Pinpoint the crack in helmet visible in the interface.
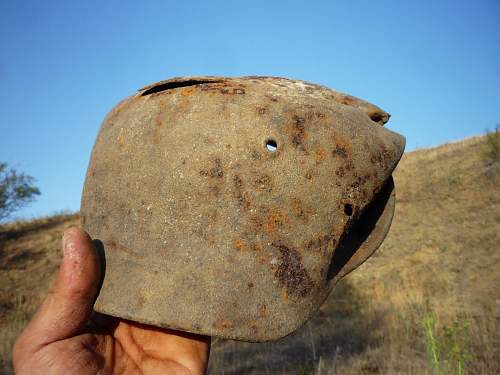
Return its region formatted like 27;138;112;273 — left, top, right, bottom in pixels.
81;76;405;342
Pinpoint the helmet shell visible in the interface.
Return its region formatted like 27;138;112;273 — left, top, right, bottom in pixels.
81;76;405;341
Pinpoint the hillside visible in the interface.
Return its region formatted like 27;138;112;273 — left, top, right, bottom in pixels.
1;135;499;374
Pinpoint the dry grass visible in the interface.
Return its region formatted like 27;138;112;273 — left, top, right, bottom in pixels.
0;213;79;373
0;136;498;374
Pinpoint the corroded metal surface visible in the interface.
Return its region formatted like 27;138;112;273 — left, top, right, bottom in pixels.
80;76;405;341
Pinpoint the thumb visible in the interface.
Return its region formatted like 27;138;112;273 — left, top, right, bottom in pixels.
17;227;102;349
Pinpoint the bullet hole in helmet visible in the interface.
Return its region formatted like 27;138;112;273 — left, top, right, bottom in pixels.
141;79;221;96
327;178;394;282
266;139;277;153
370;112;385;123
344;203;353;216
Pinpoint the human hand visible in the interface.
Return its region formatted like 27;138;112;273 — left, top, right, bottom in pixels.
13;228;210;374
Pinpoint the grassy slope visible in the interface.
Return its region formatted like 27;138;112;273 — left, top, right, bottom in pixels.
0;214;79;374
1;136;499;374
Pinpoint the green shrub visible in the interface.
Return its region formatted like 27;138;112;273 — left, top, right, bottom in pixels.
0;163;40;222
421;312;473;375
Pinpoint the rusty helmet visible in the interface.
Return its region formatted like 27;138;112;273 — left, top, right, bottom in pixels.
81;76;405;341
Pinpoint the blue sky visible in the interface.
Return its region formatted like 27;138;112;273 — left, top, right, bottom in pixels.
1;0;499;220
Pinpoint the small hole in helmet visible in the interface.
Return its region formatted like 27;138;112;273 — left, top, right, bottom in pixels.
327;178;394;282
344;204;353;216
265;139;277;152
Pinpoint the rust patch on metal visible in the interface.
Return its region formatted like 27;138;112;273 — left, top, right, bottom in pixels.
272;243;314;298
204;136;216;145
370;144;396;170
154;116;164;127
265;94;278;102
200;158;224;178
233;175;251;210
332;145;348;158
340;95;358;106
290;115;307;150
253;174;273;192
291;198;305;219
315;148;327;163
306;233;337;253
103;239;141;259
250;150;262;160
200;82;246;95
332;135;352;159
291;198;314;222
209;184;221;197
350;174;372;190
256;106;268;115
234;238;246;251
180;86;197;97
256;254;267;264
335;166;346;178
264;208;290;234
213;319;234;330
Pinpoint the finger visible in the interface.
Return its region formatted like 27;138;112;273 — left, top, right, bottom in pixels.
17;227;102;350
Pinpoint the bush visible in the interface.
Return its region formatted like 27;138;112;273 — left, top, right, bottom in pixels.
0;163;40;222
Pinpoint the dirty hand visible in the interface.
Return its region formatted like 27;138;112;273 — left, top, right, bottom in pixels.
13;228;210;374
